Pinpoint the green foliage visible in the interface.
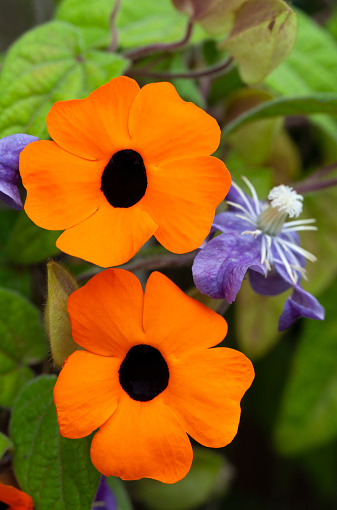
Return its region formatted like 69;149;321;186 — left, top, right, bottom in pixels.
274;276;337;455
132;448;230;510
0;431;13;459
0;20;128;138
223;94;337;136
11;375;100;510
6;211;61;264
0;287;47;406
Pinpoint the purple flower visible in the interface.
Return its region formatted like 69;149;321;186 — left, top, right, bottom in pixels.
92;477;117;510
193;178;325;331
0;134;38;209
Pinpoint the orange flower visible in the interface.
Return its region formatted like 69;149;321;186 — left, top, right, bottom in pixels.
20;77;230;267
0;483;34;510
53;269;254;484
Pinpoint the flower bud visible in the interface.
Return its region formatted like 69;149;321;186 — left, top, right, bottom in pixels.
45;260;79;367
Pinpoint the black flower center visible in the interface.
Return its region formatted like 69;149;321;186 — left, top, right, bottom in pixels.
101;149;147;208
0;504;9;510
119;344;169;402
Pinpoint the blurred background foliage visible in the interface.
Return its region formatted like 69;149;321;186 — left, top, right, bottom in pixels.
1;0;337;509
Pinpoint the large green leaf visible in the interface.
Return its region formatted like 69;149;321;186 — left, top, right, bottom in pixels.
0;287;47;406
11;375;100;510
265;10;337;138
6;211;60;265
0;431;13;460
0;20;129;138
223;94;337;136
274;277;337;455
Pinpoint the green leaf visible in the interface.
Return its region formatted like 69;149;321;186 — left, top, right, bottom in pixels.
223;94;337;136
0;20;129;138
0;365;34;408
132;448;231;510
11;375;100;510
0;431;13;460
116;0;205;49
0;287;47;374
56;0;115;49
222;0;297;84
6;211;60;265
265;10;337;138
274;277;337;455
106;477;133;510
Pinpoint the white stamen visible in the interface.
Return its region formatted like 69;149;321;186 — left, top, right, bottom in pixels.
231;181;257;218
279;238;317;263
234;214;257;226
268;185;303;218
241;229;262;238
227;201;256;221
283;218;316;227
282;226;318;232
274;240;298;285
241;176;261;215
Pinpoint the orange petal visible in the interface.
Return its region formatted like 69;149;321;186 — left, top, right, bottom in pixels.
129;82;220;165
143;272;228;358
143;156;231;253
0;483;34;509
164;348;254;448
90;393;193;483
20;140;104;230
56;201;158;267
47;77;140;160
67;268;145;357
53;350;122;439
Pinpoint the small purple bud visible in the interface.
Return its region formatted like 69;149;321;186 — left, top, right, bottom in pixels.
92;477;117;510
0;134;38;209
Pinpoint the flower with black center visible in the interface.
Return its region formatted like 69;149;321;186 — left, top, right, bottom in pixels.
193;178;325;331
19;77;230;267
53;268;254;484
0;483;34;510
0;134;38;210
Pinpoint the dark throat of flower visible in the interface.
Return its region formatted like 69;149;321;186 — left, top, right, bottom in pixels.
0;503;9;510
101;149;147;208
119;344;169;402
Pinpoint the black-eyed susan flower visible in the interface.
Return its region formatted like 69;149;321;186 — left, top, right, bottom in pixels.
0;482;34;510
53;269;254;484
19;77;231;267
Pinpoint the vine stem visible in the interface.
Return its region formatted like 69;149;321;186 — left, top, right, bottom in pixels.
123;20;194;60
109;0;122;52
294;161;337;194
129;57;234;80
77;251;197;283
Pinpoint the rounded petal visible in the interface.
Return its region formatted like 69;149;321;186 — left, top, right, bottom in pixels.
142;156;230;253
53;350;122;439
278;285;325;331
129;82;220;165
249;267;291;296
56;201;158;267
192;233;265;302
164;347;254;448
90;393;193;483
47;77;140;160
0;483;34;509
143;271;228;358
20;140;104;229
67;268;146;357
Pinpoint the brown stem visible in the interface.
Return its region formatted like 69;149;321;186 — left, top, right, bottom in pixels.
129;57;234;80
294;177;337;194
77;251;197;283
109;0;122;53
123;20;194;60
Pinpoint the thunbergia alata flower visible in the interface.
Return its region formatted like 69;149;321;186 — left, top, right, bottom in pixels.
0;134;38;210
193;178;325;331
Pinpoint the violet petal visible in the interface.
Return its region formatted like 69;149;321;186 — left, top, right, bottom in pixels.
212;211;254;235
249;267;292;296
0;134;38;209
193;232;265;302
92;477;117;510
278;285;325;331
